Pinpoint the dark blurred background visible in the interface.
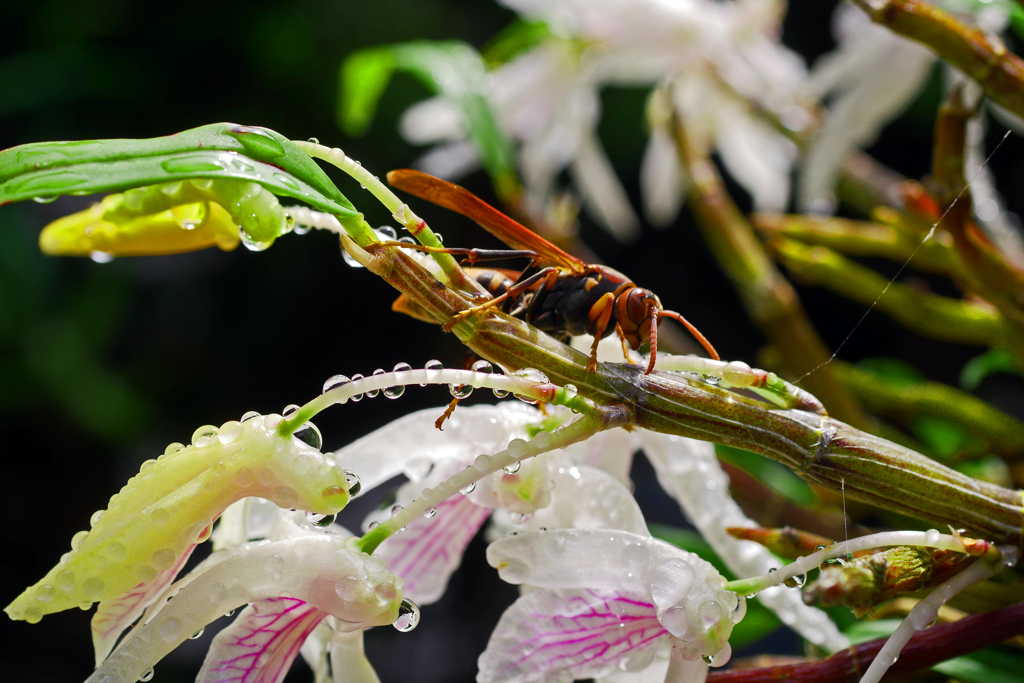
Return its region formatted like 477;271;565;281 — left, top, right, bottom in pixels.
3;0;1024;680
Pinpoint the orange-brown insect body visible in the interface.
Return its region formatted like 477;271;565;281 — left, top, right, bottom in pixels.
388;169;719;373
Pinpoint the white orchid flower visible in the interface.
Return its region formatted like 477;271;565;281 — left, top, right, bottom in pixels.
86;531;403;683
798;0;1024;260
338;403;646;604
479;528;742;683
401;0;804;237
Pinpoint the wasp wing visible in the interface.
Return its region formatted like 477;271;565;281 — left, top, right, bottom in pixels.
387;169;586;274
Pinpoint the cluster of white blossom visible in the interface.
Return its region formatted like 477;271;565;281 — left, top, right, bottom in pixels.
398;0;1023;253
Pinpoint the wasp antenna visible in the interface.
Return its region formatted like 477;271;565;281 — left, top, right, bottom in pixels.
662;310;720;361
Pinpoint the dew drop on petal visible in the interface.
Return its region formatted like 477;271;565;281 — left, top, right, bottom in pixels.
164;442;185;457
424;507;436;519
784;573;806;589
349;374;365;401
394;598;420;632
449;383;473;399
240;411;260;423
293;422;323;450
189;628;205;640
459;482;476;495
507;439;529;460
390;504;404;517
139;668;155;682
503;462;521;474
367;369;385;398
323;375;351;394
423;360;443;385
305;511;337;528
191;425;219;448
471;359;493;374
344;471;362;497
282;404;300;418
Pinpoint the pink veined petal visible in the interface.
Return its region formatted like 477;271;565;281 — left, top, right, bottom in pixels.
376;493;491;604
197;597;327;683
478;588;667;683
91;543;197;666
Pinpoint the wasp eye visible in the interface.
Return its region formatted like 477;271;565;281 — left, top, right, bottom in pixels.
626;289;651;325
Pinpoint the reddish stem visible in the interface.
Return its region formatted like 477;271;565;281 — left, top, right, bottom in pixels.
707;600;1024;682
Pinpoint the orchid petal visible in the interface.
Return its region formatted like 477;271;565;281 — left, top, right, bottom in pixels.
477;588;667;683
571;131;640;242
300;621;333;683
492;464;648;536
91;544;196;666
413;141;482;180
8;414;354;623
197;598;328;683
376;492;491;604
336;404;540;492
596;652;669;683
640;126;686;228
399;96;467;144
638;431;849;652
88;536;401;683
556;419;639;485
487;529;734;660
714;108;795;211
472;452;553;514
330;629;382;683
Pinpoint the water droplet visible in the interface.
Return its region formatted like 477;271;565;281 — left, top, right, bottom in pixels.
449;383;473;399
71;530;89;550
348;374;365;401
283;404;300;418
225;609;235;617
503;462;521;474
368;368;385;401
509;511;530;524
239;228;272;252
293;422;322;450
513;368;547;404
323;374;351;394
345;471;362;497
32;196;58;204
377;226;397;240
36;585;55;602
240;411;260;423
423;360;443;385
702;655;714;665
218;421;242;444
910;603;938;631
89;251;114;263
815;544;827;552
562;384;578;400
305;511;337;528
383;383;405;399
82;577;105;599
189;628;205;640
307;137;319;144
368;521;380;530
90;510;104;527
139;668;155;682
702;374;721;385
493;387;509;398
459;482;476;495
424;507;437;519
721;361;754;387
925;528;941;546
192;425;219;448
507;439;529;460
295;222;311;236
471;359;493;374
164;442;185;457
784;573;806;589
474;454;492;471
394;599;420;632
390;504;404;517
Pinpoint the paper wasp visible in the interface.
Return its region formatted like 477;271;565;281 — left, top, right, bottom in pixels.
385;169;719;374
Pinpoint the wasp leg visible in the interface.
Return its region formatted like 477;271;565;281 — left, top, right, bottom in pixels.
614;323;635;364
648;310;719;375
443;267;560;332
375;240;537;265
586;293;616;372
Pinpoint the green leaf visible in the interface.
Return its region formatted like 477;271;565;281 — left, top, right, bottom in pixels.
911;414;968;460
933;647;1024;683
856;357;925;387
960;349;1021;391
715;444;816;506
0;123;357;218
649;524;782;648
338;41;515;178
843;617;900;644
482;19;552;67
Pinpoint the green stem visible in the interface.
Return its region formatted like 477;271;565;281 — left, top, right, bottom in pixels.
295;141;485;296
356;400;630;554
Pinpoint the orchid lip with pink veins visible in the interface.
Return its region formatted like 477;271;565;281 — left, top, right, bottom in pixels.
479;528;744;683
87;534;402;683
